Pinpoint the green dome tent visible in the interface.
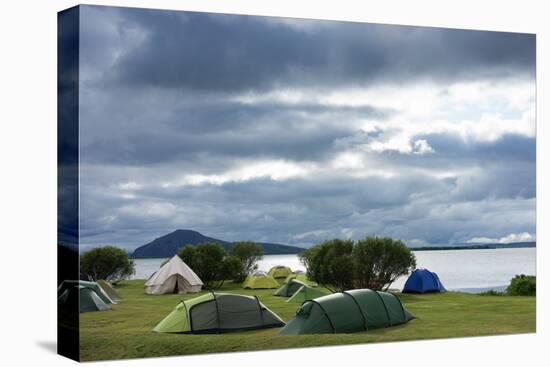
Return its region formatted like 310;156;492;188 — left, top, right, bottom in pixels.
279;289;414;335
286;285;329;303
58;280;115;305
97;279;122;302
153;292;285;334
268;265;292;279
284;271;318;287
273;278;307;297
242;271;280;289
58;284;111;313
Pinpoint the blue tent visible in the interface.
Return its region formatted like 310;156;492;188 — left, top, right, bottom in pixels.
402;269;446;293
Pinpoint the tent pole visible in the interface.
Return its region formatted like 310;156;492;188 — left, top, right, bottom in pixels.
254;295;265;326
373;290;392;327
212;291;221;330
309;300;336;333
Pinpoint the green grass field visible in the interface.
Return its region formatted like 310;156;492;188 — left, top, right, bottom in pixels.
79;280;536;361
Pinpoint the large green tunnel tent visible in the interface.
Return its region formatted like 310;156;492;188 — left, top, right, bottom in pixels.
279;289;414;335
153;292;286;334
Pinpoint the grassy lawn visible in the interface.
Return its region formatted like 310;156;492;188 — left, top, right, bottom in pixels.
79;279;535;361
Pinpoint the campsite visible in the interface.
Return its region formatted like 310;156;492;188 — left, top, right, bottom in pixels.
78;277;535;361
69;239;537;361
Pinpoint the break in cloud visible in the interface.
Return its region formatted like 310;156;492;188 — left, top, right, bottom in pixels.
76;5;536;251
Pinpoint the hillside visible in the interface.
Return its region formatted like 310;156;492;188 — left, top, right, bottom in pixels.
131;229;304;258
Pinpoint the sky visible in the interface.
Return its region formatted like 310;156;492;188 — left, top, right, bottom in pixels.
77;5;536;251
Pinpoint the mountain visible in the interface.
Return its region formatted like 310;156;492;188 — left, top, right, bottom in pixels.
130;229;304;258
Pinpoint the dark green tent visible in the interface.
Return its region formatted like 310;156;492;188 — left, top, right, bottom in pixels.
286;285;329;303
273;278;307;297
279;289;414;335
58;285;111;313
153;292;285;334
284;272;318;287
58;280;115;305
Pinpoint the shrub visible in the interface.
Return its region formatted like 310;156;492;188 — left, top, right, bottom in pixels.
479;289;505;296
177;243;244;289
80;246;135;282
229;241;264;282
506;274;536;296
300;236;416;291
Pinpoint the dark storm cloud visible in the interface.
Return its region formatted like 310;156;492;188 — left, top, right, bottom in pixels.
79;86;392;165
75;5;536;250
84;5;535;92
164;102;390;134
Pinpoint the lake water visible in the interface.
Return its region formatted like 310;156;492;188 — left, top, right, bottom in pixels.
131;247;536;293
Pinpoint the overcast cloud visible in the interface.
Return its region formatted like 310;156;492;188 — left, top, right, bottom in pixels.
77;6;536;251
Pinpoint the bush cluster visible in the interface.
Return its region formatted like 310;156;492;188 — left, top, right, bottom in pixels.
506;274;536;296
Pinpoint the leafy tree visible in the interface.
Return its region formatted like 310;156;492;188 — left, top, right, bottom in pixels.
220;255;244;285
177;243;243;289
353;236;416;290
229;241;264;282
507;274;536;296
299;239;355;292
176;245;197;268
80;246;135;282
300;236;416;291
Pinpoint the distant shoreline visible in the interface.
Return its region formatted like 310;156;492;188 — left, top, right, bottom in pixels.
409;243;535;251
130;243;535;259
